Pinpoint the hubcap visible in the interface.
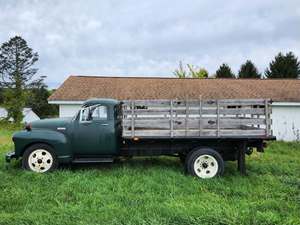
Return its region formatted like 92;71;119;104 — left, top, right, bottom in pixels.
28;149;53;173
194;154;218;178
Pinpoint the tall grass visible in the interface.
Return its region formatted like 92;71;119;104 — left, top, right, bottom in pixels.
0;124;299;225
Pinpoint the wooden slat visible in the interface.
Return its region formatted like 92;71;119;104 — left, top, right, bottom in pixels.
199;97;202;136
217;100;220;136
122;99;218;107
170;100;173;137
122;99;266;107
131;100;134;137
185;99;189;136
265;99;269;136
123;129;266;137
218;99;267;105
122;118;267;130
123;108;266;115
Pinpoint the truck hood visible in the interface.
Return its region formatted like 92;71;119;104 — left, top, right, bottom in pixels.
30;117;73;131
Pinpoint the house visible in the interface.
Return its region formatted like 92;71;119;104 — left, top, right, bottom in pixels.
0;107;40;123
48;76;300;141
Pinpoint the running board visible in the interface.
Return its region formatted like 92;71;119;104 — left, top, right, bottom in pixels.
72;158;114;163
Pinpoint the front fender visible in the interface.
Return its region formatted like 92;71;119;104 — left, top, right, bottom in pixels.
12;130;72;163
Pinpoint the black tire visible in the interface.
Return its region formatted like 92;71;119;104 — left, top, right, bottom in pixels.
22;143;59;173
185;147;224;179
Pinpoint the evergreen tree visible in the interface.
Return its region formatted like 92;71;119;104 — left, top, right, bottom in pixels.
0;36;38;123
238;60;260;78
215;63;235;78
26;77;58;118
265;52;300;78
0;87;4;105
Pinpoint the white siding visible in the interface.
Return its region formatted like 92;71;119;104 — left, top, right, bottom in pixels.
59;104;81;117
271;104;300;141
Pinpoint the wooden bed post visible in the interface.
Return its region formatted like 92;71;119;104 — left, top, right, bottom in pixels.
237;141;247;175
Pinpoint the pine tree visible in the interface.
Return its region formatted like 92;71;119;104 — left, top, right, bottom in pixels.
0;36;39;123
26;77;58;118
215;63;235;78
265;52;300;78
238;60;260;78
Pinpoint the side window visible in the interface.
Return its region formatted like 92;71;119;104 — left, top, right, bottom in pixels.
80;107;91;122
80;105;108;122
91;105;108;120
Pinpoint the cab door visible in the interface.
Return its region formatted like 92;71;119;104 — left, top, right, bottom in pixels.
72;104;116;156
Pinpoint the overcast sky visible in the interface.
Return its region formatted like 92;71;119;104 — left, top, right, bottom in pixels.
1;0;299;88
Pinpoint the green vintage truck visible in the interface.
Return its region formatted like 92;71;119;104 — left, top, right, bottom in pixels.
6;98;275;179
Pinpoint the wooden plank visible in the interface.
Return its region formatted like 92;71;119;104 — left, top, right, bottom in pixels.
122;118;267;126
199;97;202;136
123;108;266;115
170;100;173;137
122;99;266;107
219;99;266;105
217;100;220;136
122;118;267;130
131;100;135;137
185;99;189;136
122;99;218;107
265;99;270;136
122;129;266;137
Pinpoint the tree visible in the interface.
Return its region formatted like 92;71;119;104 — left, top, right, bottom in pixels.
265;52;300;78
26;76;58;118
173;61;188;78
187;64;209;78
0;87;4;104
174;61;209;78
0;36;38;123
238;60;261;78
215;63;235;78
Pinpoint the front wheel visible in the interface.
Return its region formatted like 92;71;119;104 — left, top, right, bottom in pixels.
22;144;58;173
186;148;224;179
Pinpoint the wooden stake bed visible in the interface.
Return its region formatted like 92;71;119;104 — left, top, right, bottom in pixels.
121;99;272;139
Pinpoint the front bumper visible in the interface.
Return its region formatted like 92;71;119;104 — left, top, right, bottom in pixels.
5;151;17;163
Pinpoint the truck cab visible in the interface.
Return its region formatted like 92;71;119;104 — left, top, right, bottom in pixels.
72;99;120;156
6;99;121;172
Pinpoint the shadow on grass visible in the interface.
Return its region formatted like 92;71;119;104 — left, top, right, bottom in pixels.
6;155;241;179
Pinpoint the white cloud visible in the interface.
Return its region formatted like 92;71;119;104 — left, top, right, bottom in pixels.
0;0;299;87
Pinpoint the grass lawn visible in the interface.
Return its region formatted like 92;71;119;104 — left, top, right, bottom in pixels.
0;124;300;225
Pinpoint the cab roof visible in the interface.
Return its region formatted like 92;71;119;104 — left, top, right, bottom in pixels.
82;98;119;107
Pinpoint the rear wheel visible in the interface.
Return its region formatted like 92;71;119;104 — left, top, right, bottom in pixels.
22;144;58;173
186;148;224;179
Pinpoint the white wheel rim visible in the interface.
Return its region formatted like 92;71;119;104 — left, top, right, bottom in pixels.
28;149;53;173
194;154;219;179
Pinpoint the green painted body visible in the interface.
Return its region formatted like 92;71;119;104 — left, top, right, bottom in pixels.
12;99;121;163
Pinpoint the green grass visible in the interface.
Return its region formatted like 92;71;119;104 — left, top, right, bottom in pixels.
0;124;300;225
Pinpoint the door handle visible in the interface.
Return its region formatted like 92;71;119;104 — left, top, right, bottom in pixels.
101;123;109;126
